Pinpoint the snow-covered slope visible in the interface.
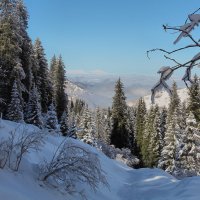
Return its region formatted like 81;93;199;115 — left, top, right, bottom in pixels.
1;120;200;200
128;88;189;109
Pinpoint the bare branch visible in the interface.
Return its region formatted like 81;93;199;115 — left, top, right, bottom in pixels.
40;140;109;199
147;44;197;59
164;55;182;66
149;9;200;103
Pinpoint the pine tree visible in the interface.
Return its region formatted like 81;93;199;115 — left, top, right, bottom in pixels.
0;0;22;114
126;107;136;151
148;106;162;167
159;107;167;142
168;82;180;118
11;62;26;107
54;55;67;120
141;106;156;167
46;103;58;130
158;109;180;174
25;85;43;127
77;107;91;140
49;55;57;84
111;78;129;149
103;109;112;145
16;0;33;102
60;110;68;136
177;112;199;177
33;38;53;113
6;80;24;122
68;121;77;139
135;97;146;161
188;75;200;122
95;107;102;140
81;109;96;146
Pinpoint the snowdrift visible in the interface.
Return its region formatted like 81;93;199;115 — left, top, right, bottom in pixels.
0;120;200;200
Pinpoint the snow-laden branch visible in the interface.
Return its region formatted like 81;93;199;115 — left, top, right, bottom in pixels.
147;10;200;103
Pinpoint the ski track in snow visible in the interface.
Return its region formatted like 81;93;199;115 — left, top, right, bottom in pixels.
0;120;200;200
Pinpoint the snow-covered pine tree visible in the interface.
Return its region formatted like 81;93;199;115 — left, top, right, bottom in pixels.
177;112;200;177
158;82;188;175
11;62;26;106
67;121;77;139
95;107;103;140
46;103;58;130
77;107;96;146
82;115;96;147
60;110;69;136
141;106;156;167
126;107;136;152
6;80;24;122
168;82;180;119
25;85;43;127
158;109;180;174
111;78;129;149
77;107;91;139
159;107;167;143
103;109;112;145
188;75;200;122
148;106;162;167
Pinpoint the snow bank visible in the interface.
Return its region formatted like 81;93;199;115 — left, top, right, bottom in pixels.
0;120;200;200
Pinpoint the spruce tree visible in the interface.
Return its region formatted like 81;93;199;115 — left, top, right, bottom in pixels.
11;62;26;107
158;107;167;150
103;108;112;145
77;107;91;140
158;109;180;174
6;80;24;122
111;78;129;149
16;0;33;102
49;55;57;84
142;106;156;167
25;85;43;127
126;107;136;151
46;103;58;130
148;106;161;167
135;97;146;161
54;55;67;120
177;112;199;177
168;82;180;118
33;38;53;113
60;111;68;136
0;0;22;114
188;75;200;122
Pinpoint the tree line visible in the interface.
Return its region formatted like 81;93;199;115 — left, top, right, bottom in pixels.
0;0;68;133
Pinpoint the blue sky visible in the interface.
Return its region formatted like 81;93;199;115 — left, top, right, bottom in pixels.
25;0;200;76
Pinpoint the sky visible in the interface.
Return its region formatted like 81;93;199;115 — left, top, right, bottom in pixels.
24;0;200;77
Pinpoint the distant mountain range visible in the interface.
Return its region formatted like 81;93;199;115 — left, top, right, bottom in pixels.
66;74;186;109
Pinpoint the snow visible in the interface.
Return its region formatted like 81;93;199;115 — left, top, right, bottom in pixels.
129;88;188;109
1;120;200;200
